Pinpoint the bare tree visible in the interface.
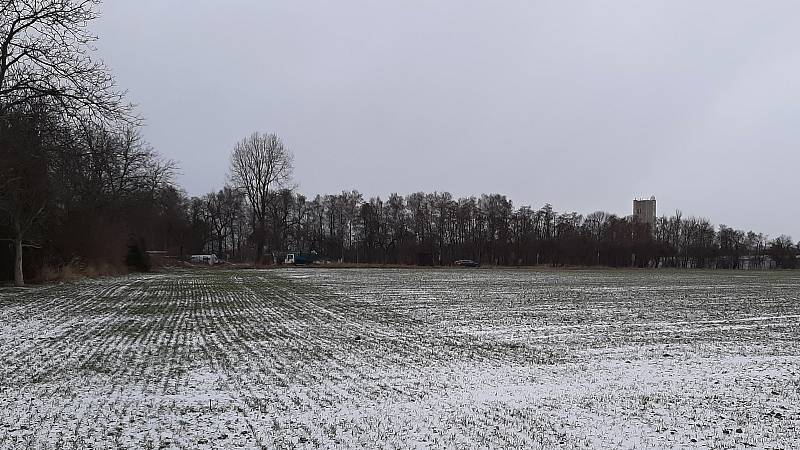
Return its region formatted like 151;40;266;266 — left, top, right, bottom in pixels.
0;0;129;120
229;132;293;264
0;0;136;285
0;109;49;286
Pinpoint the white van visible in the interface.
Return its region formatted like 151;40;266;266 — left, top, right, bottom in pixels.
190;254;217;265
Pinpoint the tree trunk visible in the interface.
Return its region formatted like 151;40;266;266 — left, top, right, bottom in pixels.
14;234;24;287
255;239;264;265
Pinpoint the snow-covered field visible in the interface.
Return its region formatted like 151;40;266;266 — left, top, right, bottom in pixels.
1;268;799;448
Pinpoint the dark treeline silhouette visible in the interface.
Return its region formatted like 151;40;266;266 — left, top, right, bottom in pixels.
2;1;798;285
0;103;180;284
0;0;178;285
185;187;799;270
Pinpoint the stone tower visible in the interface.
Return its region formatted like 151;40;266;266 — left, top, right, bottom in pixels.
633;196;656;229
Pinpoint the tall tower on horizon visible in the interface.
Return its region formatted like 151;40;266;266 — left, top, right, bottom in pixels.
633;196;656;230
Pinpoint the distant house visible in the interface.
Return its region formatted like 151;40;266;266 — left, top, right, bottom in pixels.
190;254;217;266
737;255;776;270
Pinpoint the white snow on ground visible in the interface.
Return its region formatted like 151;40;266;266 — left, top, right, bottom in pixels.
1;268;799;448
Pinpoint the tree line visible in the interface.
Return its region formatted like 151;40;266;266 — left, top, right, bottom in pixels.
0;0;178;285
185;183;799;270
2;1;798;286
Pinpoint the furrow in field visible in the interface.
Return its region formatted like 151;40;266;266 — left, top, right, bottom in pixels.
2;268;799;448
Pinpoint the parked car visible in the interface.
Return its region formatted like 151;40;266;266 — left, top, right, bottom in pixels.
454;259;479;267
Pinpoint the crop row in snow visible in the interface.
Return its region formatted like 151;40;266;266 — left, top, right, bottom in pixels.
1;268;798;448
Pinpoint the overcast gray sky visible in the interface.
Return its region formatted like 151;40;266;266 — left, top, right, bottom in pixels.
93;1;799;238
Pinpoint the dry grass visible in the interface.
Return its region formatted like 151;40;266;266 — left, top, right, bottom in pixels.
37;260;128;283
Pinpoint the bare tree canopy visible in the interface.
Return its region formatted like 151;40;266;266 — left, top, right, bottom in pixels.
0;0;129;120
0;0;150;285
229;132;293;264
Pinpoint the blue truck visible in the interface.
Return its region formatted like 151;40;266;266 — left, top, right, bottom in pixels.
283;253;316;265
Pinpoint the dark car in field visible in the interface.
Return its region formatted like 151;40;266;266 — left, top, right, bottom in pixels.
454;259;480;267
